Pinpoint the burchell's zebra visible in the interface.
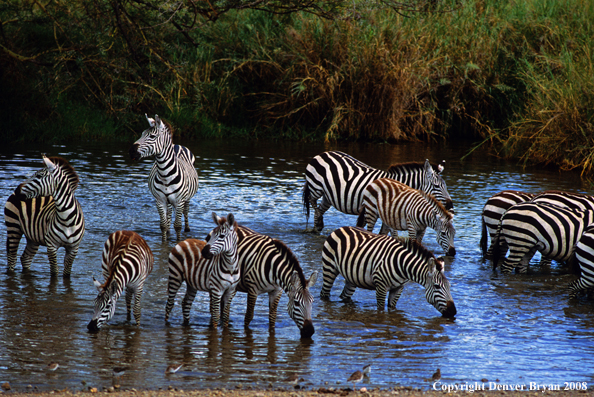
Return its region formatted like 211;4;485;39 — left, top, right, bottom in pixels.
568;225;594;298
87;230;154;332
228;226;318;338
320;226;456;317
491;202;594;273
356;178;456;256
129;114;199;241
4;155;85;277
480;190;536;259
303;151;453;232
165;212;239;328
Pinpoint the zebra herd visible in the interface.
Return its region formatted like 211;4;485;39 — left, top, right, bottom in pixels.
4;115;594;339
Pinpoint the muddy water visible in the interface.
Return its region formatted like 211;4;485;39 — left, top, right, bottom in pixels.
1;139;593;393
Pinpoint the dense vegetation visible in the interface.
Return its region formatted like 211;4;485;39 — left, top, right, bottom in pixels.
1;0;593;175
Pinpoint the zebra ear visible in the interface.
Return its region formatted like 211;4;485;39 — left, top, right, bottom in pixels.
227;213;235;228
42;155;57;172
307;271;318;287
93;276;102;291
145;113;156;127
211;212;220;225
424;159;434;174
427;258;438;274
154;114;164;128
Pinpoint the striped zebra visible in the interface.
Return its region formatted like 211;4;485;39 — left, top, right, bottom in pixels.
531;190;594;211
231;226;318;338
568;225;594;298
129;114;199;241
356;178;456;256
480;190;536;259
303;151;453;232
4;155;85;277
165;212;239;328
491;202;594;274
320;226;456;317
87;230;154;332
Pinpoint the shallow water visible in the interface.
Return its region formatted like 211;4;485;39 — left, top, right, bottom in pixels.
1;139;593;393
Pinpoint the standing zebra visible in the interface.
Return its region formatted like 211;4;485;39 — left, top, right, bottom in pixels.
568;225;594;298
4;155;85;277
356;178;456;256
165;212;239;328
491;202;594;273
303;151;453;232
87;230;154;332
229;226;318;338
480;190;536;259
129;114;199;241
320;226;456;317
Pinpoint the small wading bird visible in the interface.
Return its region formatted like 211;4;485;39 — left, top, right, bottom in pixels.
165;364;183;374
347;370;364;389
47;362;60;371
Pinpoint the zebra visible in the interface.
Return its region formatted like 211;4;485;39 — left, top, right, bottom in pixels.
129;114;199;241
531;190;594;211
4;155;85;277
165;212;239;328
480;190;536;259
491;202;594;274
87;230;154;332
302;151;453;232
215;225;318;338
320;226;457;317
568;225;594;298
356;178;456;256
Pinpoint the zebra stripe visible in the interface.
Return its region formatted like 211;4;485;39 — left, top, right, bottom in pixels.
87;230;154;332
320;226;456;317
492;202;594;273
165;212;239;328
531;190;594;211
569;225;594;298
4;155;85;277
129;114;199;241
303;151;453;232
480;190;536;259
233;226;317;338
356;178;456;256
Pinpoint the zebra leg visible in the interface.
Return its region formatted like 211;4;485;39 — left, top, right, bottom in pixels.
20;241;39;272
320;264;340;300
183;200;191;232
387;283;408;309
568;276;594;299
125;285;134;322
132;285;144;325
374;282;388;310
181;286;198;326
165;276;183;322
209;290;222;328
313;196;332;232
156;200;170;241
220;287;237;328
62;245;79;278
378;223;389;235
173;203;184;241
339;281;357;302
6;230;23;272
244;292;258;327
268;288;283;329
46;245;60;276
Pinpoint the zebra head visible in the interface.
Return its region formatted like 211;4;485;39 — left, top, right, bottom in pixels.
287;270;318;339
129;114;173;160
202;212;238;260
423;159;454;211
423;257;457;318
17;155;63;199
87;277;119;333
436;215;456;256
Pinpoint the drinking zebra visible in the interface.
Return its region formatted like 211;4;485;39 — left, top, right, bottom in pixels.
491;202;594;273
4;155;85;277
480;190;536;259
320;226;456;317
356;178;456;256
165;212;239;328
568;225;594;298
303;151;453;232
129;114;199;241
225;226;318;338
87;230;154;332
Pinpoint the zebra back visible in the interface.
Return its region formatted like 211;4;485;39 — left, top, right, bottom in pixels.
87;230;154;332
531;190;594;211
321;226;456;317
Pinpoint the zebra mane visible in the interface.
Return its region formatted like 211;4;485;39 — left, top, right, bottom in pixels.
402;238;439;263
161;118;175;140
538;189;590;197
48;156;79;192
420;190;453;221
386;161;440;174
270;238;307;288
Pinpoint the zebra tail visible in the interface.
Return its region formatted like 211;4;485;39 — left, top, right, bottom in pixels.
302;182;311;222
480;216;488;259
491;222;503;270
356;207;366;228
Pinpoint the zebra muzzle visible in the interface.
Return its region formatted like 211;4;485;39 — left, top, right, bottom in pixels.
129;144;141;160
87;319;100;333
201;245;213;259
441;301;457;318
300;319;315;339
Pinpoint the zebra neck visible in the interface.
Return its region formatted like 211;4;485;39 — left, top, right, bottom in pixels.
154;144;177;167
219;250;238;272
49;185;77;219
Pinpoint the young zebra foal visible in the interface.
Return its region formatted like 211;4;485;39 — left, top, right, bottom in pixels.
4;155;85;277
320;226;456;317
357;178;456;256
165;212;239;328
129;114;199;241
87;230;154;332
